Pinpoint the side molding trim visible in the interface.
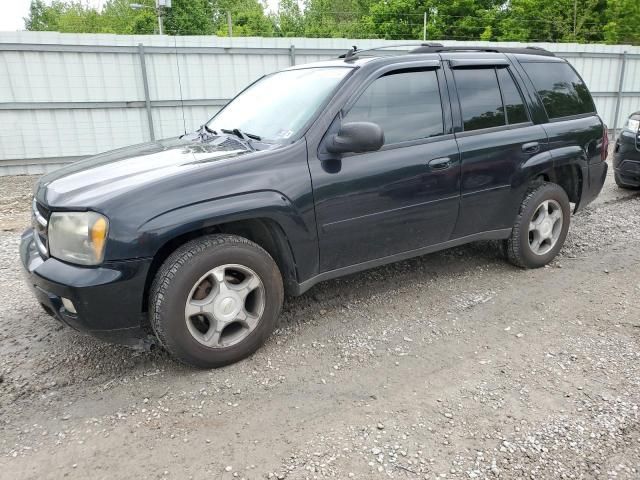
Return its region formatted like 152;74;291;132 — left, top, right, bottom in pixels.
294;228;512;295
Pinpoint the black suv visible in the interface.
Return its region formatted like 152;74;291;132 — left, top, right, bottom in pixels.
613;111;640;189
20;45;608;368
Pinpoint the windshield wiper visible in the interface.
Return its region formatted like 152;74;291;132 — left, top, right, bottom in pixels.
198;125;261;151
195;124;217;140
221;128;261;141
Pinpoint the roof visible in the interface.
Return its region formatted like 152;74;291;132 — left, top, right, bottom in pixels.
284;57;376;71
332;43;557;64
284;44;562;73
407;45;555;57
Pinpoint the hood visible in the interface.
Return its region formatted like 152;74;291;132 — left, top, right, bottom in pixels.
36;135;261;208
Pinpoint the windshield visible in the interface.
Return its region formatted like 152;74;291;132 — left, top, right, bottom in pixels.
206;67;352;143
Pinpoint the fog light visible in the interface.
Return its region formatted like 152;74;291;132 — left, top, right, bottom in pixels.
61;297;77;314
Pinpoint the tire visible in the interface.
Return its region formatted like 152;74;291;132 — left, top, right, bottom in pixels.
150;234;284;368
614;171;640;190
505;182;571;269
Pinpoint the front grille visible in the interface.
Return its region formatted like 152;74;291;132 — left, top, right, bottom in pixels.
32;199;49;258
35;201;50;220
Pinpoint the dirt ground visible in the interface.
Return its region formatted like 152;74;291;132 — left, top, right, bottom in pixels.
1;166;639;480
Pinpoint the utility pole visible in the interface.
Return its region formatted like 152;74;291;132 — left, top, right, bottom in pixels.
423;12;427;41
227;11;233;37
156;0;170;35
130;1;169;35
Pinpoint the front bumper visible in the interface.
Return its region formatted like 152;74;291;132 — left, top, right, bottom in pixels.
614;159;640;187
613;153;640;188
20;229;154;348
612;130;640;187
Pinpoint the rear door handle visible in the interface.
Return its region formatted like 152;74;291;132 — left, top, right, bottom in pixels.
428;157;452;170
522;142;540;154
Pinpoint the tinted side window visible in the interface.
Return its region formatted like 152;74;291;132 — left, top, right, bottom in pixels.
454;68;505;131
497;68;529;124
522;62;595;119
344;70;444;145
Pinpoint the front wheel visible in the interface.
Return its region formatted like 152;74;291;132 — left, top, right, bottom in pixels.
150;234;284;368
505;182;571;269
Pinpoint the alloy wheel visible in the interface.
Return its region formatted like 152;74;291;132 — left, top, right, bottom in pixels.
184;264;265;348
528;199;564;256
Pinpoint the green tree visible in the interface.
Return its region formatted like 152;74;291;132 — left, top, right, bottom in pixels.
22;0;639;44
362;0;500;41
164;0;215;35
603;0;640;44
272;0;305;37
101;0;157;35
24;0;155;34
498;0;607;43
24;0;62;31
303;0;374;38
210;0;274;36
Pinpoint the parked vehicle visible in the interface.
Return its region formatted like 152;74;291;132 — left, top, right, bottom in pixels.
21;45;608;368
613;112;640;189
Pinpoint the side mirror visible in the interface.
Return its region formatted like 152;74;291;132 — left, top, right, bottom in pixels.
325;122;384;155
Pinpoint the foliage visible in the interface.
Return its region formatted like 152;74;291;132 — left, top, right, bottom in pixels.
23;0;640;45
164;0;215;35
212;0;274;37
602;0;640;44
495;0;607;43
273;0;305;36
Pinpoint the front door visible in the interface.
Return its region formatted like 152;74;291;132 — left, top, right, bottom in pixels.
308;65;461;272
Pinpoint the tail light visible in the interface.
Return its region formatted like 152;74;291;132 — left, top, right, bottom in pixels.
601;124;609;161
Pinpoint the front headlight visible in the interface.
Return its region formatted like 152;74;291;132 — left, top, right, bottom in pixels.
48;212;109;265
626;117;640;133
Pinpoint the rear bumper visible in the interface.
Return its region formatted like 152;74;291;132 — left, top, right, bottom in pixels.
576;160;608;211
20;229;154;348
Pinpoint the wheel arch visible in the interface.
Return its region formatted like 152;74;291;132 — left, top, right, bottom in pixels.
138;192;312;314
141;218;298;315
521;151;584;209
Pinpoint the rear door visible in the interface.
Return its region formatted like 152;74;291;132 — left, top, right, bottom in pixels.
446;59;550;237
308;62;461;272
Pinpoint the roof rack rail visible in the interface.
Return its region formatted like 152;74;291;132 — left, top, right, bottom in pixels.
408;45;555;57
339;43;444;60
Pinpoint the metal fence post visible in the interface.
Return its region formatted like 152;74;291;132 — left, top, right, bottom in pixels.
612;51;627;138
137;43;156;141
289;44;296;66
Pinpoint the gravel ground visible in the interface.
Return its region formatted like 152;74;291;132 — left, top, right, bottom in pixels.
1;164;639;480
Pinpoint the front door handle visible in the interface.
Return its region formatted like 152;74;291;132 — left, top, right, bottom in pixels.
522;142;540;154
428;157;452;170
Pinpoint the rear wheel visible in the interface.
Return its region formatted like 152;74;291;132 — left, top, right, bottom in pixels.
150;234;284;368
505;182;571;269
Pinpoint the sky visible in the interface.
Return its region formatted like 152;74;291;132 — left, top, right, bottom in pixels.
0;0;105;31
0;0;278;32
1;0;39;31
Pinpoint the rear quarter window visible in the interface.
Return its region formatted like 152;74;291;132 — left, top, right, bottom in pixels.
521;61;595;119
